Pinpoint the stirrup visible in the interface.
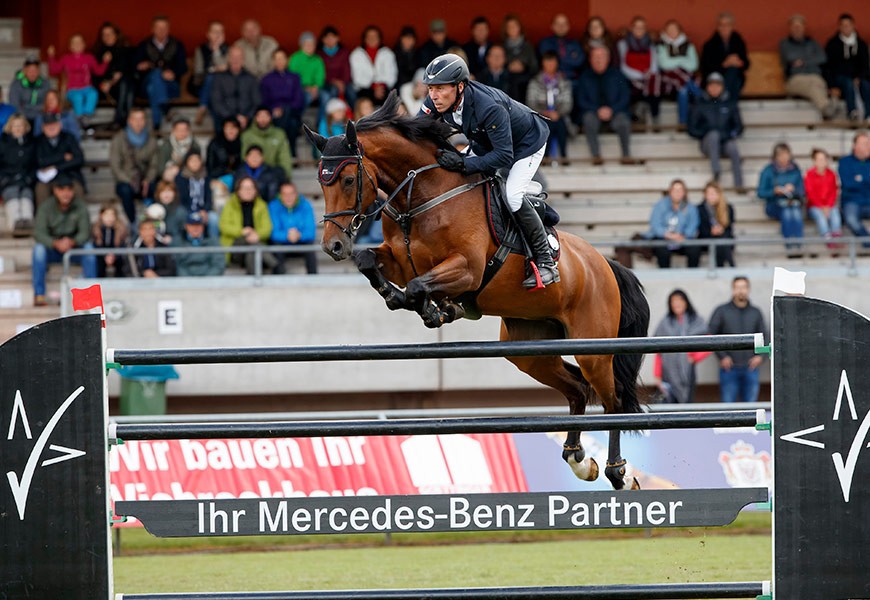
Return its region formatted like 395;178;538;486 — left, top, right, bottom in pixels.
522;261;560;290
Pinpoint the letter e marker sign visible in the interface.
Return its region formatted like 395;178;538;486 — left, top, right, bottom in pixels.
158;301;183;335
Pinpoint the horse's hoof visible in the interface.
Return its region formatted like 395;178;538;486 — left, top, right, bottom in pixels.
565;450;598;481
604;462;628;491
422;307;445;329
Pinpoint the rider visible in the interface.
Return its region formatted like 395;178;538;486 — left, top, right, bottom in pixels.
418;53;559;288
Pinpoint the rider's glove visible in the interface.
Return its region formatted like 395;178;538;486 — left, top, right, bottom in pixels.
437;150;466;173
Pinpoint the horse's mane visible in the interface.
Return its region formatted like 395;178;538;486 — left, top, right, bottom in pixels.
356;92;455;151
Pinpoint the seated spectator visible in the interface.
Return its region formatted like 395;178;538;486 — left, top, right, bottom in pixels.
350;26;398;104
8;56;52;123
539;14;584;124
219;175;274;273
190;21;228;126
134;15;186;130
581;17;616;62
47;33;109;119
478;45;511;94
780;15;835;120
804;148;842;246
234;145;286;202
688;73;745;193
206;117;242;182
174;211;225;277
317;26;355;125
269;181;317;274
110;107;157;224
618;16;662;128
289;32;326;109
152;180;185;241
354;97;376;119
527;52;573;162
697;181;735;267
419;19;459;69
657;20;700;126
91;203;128;277
394;26;420;88
757;143;805;251
35;112;85;205
261;49;305;157
838;131;870;241
463;17;492;79
577;45;635;165
501;14;537;101
155;116;200;182
646;179;701;268
127;218;174;277
0;86;15;127
399;69;427;115
210;45;259;132
825;14;870;121
92;22;135;129
319;97;350;137
175;150;218;239
0;113;36;236
33;90;82;141
653;290;708;403
32;174;96;305
700;12;749;100
234;19;278;78
242;106;293;179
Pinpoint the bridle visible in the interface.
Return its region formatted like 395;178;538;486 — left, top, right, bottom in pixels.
318;142;379;238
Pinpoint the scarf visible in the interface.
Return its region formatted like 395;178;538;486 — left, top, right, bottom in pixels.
626;33;652;53
322;45;339;57
188;177;205;211
505;35;525;53
244;164;264;179
365;46;379;63
170;135;193;163
126;126;149;148
840;32;858;59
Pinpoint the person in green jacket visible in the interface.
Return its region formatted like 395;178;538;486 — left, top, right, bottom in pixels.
241;106;293;180
289;31;326;106
219;175;274;273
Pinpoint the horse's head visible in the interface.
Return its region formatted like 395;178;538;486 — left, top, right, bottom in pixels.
304;121;378;261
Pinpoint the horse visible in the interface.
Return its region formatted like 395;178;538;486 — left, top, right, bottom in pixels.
304;92;650;490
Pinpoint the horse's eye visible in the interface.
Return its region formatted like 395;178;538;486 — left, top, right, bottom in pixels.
343;176;355;187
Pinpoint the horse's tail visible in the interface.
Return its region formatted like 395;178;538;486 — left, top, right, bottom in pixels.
607;259;650;414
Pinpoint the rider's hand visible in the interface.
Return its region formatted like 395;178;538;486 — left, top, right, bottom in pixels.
437;150;466;173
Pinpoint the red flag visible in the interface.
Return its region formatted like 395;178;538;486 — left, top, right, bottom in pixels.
71;285;104;312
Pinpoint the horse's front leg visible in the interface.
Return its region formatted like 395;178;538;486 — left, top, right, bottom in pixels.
353;246;411;312
405;253;476;328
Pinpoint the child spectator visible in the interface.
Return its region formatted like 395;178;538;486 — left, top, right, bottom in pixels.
350;26;397;104
175;150;218;239
317;26;355;124
47;34;109;119
757;143;805;252
219;176;274;273
174;211;225;277
653;290;708;403
501;14;538;102
8;56;52;123
526;51;573;163
34;112;85;205
697;181;735;266
688;72;745;193
234;145;286;202
155;116;200;183
127;219;174;278
152;180;185;241
618;16;662;129
657;20;700;126
190;21;228;126
91;203;128;277
319;98;349;137
134;15;186;131
33;90;81;141
804;148;842;246
269;182;317;274
92;22;134;129
0;113;36;236
646;179;701;268
261;49;305;157
109;107;158;225
241;107;293;179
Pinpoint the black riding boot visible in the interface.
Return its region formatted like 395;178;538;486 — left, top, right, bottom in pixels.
513;197;560;288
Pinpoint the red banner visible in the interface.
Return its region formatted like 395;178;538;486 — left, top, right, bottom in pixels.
110;434;528;526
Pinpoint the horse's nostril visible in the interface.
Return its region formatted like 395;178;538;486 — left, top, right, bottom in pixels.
331;241;344;255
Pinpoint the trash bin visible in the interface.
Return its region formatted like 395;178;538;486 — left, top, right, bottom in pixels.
118;365;179;416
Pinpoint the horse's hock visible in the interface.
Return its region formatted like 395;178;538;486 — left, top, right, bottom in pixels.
2;283;868;599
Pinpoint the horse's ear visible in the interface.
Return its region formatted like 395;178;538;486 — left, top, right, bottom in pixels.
345;120;358;150
303;124;328;153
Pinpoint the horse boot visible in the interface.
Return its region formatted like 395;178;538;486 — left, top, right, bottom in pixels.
513;197;560;289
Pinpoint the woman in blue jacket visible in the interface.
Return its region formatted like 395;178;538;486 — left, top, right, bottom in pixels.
647;179;701;268
757;143;804;250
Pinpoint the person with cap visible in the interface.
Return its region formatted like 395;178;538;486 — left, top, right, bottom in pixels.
317;26;355;125
418;53;557;288
268;181;318;275
173;211;225;277
31;173;96;306
394;26;421;88
0;113;37;236
241;106;293;178
234;19;279;79
155;115;201;183
8;55;52;123
109;107;158;224
350;26;398;103
700;12;750;100
419;19;459;70
34;111;85;205
210;44;260;131
688;72;746;194
289;32;326;108
134;15;187;130
261;48;305;156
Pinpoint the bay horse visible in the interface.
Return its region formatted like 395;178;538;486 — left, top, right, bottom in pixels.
304;93;650;490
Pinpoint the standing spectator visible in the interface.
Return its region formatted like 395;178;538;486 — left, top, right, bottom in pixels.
47;34;109;120
234;19;279;79
577;46;634;165
190;21;229;126
697;181;735;267
463;17;492;78
618;16;662;129
175;150;218;239
646;179;701;268
289;32;326;109
838;131;870;241
210;45;260;131
804;148;842;245
31;174;96;305
174;212;225;277
317;26;354;124
581;17;616;62
261;48;305;157
757;143;805;251
653;290;708;403
780;15;835;120
234;145;286;202
241;107;293;180
109;107;158;224
526;52;573;163
126;219;174;278
825;14;870;121
350;26;398;104
219;175;274;274
33;90;81;141
207;117;242;180
319;97;350;137
478;45;511;94
135;15;186;131
708;276;767;403
34;113;85;205
399;69;428;115
700;12;750;100
0;114;36;235
501;14;538;102
0;86;14;127
394;26;420;88
269;181;317;274
155;116;200;183
92;22;134;129
419;19;459;69
8;56;52;123
658;20;700;126
539;14;584;124
688;72;745;193
91;203;128;277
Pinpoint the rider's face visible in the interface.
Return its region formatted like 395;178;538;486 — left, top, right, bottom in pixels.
428;83;459;113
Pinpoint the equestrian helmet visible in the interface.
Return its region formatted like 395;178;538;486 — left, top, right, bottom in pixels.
422;54;470;85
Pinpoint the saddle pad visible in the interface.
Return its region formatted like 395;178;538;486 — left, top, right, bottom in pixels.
485;181;561;261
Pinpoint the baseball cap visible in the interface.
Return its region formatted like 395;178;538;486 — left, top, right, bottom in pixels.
52;173;74;188
23;55;40;67
707;72;725;84
430;19;447;33
186;212;205;225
